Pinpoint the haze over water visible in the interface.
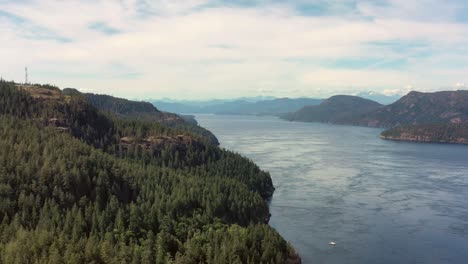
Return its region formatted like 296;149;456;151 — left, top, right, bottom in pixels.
196;114;468;264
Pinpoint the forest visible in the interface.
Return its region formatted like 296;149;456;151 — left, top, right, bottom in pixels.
380;123;468;144
80;92;219;145
0;81;299;263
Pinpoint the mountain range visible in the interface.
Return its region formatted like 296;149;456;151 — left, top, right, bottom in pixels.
149;92;400;116
356;91;401;105
283;90;468;144
150;97;324;116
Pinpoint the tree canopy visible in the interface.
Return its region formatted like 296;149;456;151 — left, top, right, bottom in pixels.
0;81;299;263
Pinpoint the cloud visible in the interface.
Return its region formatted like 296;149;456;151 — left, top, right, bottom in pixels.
0;10;72;42
382;88;411;96
0;0;467;99
88;22;122;35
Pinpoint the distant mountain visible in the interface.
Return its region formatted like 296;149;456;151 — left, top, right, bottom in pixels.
356;91;401;105
380;123;468;144
151;97;323;115
150;101;209;114
282;95;382;124
358;90;468;127
80;91;220;145
153;96;276;104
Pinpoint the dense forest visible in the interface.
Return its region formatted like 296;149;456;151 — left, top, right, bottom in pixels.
381;123;468;144
358;90;468;127
81;92;219;145
282;91;468;145
281;95;382;124
0;81;299;263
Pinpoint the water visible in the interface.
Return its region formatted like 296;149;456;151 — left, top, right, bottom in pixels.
195;114;468;264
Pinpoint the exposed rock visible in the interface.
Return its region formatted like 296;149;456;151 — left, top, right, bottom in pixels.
119;134;207;153
16;85;63;101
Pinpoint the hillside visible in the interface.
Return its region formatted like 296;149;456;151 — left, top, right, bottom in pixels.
381;123;468;144
282;95;382;124
81;92;219;145
151;97;323;116
81;92;183;123
358;90;468;127
0;81;299;263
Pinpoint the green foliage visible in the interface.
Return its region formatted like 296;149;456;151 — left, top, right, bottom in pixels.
359;90;468;127
0;81;297;263
381;123;468;144
82;92;220;145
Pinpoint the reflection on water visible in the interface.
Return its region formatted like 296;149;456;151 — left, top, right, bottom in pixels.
196;114;468;264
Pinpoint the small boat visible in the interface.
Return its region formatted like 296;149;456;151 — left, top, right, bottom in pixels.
329;242;336;246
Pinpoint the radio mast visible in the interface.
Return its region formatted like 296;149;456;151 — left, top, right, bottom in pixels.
25;67;29;84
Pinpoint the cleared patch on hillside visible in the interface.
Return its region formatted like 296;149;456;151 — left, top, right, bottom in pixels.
16;85;63;101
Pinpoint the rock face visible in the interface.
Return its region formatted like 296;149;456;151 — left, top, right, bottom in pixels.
358;90;468;127
282;95;382;124
380;124;468;144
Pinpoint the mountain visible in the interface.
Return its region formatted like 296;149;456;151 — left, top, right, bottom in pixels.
151;97;323;115
356;91;402;105
380;123;468;144
282;95;382;124
80;92;183;123
0;81;299;263
282;90;468;145
217;98;324;115
80;92;219;145
358;90;468;127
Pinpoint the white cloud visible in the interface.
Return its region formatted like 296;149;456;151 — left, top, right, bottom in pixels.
0;0;467;99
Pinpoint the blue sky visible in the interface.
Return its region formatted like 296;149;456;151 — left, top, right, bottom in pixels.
0;0;467;99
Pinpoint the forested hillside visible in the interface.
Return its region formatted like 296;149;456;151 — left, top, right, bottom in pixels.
380;123;468;144
282;95;382;124
81;92;219;145
0;81;299;263
358;90;468;127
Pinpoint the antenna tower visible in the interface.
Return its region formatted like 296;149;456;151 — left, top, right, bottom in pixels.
25;67;28;84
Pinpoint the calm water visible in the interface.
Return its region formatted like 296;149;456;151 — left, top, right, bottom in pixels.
196;114;468;264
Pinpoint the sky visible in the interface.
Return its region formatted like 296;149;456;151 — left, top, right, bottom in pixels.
0;0;468;100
